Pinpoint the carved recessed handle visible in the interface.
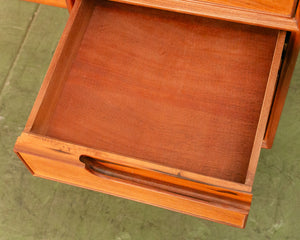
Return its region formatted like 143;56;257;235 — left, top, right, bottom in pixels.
79;155;203;199
79;155;250;213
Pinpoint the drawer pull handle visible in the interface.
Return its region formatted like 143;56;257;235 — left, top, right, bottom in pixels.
79;156;250;211
79;155;204;199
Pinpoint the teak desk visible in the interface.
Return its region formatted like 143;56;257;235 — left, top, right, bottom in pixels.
15;0;300;228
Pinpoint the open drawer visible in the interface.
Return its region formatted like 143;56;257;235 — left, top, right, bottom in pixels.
14;0;287;228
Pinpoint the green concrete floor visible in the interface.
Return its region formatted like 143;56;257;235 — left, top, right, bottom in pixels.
0;0;299;239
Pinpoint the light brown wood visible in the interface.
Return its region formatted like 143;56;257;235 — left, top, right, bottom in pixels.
20;0;285;190
27;1;281;185
262;6;300;148
14;133;252;203
22;0;299;31
23;0;67;8
80;155;251;205
109;0;299;31
23;0;299;17
15;149;252;228
15;132;252;192
24;0;94;133
22;0;298;19
66;0;75;11
15;0;291;228
195;0;297;16
245;31;286;185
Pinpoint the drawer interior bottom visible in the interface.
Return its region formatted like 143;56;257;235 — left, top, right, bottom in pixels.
30;0;279;183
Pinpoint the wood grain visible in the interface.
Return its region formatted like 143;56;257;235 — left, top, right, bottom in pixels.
262;6;300;148
23;0;299;31
79;155;251;206
30;1;279;183
192;0;297;16
14;135;252;205
15;150;251;228
245;31;286;185
15;132;253;192
109;0;299;31
24;0;95;133
14;0;291;228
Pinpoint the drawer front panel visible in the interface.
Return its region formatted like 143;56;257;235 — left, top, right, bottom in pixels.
17;151;249;228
